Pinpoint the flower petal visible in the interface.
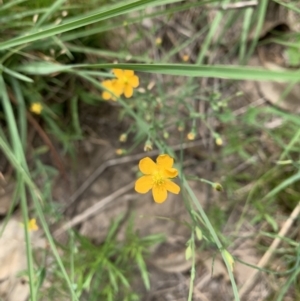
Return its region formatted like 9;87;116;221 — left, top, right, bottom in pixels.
165;180;180;194
124;70;134;77
112;79;124;95
156;154;174;168
102;91;112;100
124;85;133;98
129;75;139;88
139;157;157;174
152;185;167;203
102;80;112;88
163;168;178;178
113;69;124;79
135;175;153;193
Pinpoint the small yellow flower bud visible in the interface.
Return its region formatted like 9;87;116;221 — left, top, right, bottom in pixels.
187;132;196;140
115;149;125;155
163;132;169;139
182;54;189;62
215;137;223;146
144;141;153;152
119;133;127;143
155;37;162;45
30;103;43;114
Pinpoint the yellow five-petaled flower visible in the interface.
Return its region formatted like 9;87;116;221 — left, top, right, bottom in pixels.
135;154;180;203
101;79;123;101
101;69;139;101
112;69;139;98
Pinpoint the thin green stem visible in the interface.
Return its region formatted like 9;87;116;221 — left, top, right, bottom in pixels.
187;232;196;301
182;177;240;301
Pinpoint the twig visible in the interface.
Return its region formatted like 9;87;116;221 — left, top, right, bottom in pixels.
237;201;300;300
54;181;134;237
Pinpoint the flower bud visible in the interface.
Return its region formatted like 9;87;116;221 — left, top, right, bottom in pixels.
187;131;196;140
115;149;126;155
155;37;162;45
119;133;127;143
144;140;153;152
215;137;223;146
213;183;223;192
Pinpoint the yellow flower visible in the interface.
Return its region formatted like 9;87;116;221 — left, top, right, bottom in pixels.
28;219;38;231
101;79;123;101
112;69;139;98
30;103;43;114
135;154;180;203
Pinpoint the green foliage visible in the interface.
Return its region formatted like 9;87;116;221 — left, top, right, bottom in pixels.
47;216;164;300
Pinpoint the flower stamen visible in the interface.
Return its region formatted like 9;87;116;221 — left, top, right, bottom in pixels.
152;171;165;186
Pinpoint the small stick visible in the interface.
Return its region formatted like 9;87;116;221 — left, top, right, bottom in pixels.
238;201;300;300
54;181;134;237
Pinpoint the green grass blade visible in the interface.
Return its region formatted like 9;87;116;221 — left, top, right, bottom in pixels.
35;0;66;28
17;61;300;82
239;7;253;64
0;0;184;51
10;78;27;148
2;66;33;82
79;63;300;82
263;171;300;201
0;75;26;161
0;75;36;301
0;0;28;12
245;0;268;61
195;0;229;65
16;61;75;74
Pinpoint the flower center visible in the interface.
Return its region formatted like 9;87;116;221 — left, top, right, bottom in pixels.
123;76;128;84
152;171;165;186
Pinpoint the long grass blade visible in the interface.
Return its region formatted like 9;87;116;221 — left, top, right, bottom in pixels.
0;0;184;51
